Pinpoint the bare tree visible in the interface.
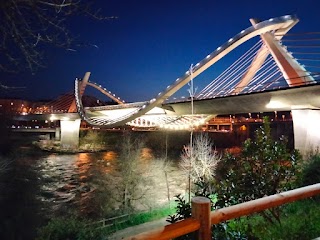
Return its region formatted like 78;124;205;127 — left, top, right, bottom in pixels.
110;133;151;211
0;0;115;73
180;133;221;184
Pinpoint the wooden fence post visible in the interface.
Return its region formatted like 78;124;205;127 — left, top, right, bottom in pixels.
192;196;211;240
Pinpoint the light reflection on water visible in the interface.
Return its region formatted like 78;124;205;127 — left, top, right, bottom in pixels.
34;151;117;217
33;149;159;217
103;151;118;161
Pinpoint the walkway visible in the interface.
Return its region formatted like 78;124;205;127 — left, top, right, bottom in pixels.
107;217;169;240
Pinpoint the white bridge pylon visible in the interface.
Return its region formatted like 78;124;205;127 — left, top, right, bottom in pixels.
74;15;310;129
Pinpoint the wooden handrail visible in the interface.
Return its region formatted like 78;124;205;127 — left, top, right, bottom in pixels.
124;218;200;240
125;183;320;240
211;183;320;224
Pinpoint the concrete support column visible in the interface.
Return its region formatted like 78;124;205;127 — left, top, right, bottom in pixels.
292;109;320;158
60;119;81;150
55;127;60;141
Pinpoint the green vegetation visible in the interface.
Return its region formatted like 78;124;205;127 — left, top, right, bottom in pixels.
79;130;110;151
36;205;176;239
108;205;175;233
299;153;320;187
242;199;320;240
36;217;106;240
215;117;301;224
168;117;320;239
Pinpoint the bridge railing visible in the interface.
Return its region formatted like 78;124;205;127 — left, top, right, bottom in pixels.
124;183;320;240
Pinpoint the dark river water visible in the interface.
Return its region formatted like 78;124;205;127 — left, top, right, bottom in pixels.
0;150;124;240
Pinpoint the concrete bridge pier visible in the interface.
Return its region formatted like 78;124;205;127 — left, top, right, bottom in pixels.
55;127;60;141
292;109;320;158
60;119;81;150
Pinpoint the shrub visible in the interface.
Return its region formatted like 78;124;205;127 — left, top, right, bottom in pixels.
36;217;103;240
215;117;301;224
300;154;320;187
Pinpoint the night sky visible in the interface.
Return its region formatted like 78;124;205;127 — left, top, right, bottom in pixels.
1;0;320;102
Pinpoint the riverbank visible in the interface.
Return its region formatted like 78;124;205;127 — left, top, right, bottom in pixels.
33;139;112;154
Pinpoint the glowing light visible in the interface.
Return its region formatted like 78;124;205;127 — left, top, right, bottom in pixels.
241;30;245;33
228;38;233;42
266;100;287;109
269;18;274;21
195;63;200;67
50;115;57;121
206;55;211;59
176;78;180;81
217;47;221;51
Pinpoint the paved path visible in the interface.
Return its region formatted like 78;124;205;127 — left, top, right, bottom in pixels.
107;217;170;240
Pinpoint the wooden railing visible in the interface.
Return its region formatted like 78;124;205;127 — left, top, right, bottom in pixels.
125;183;320;240
89;214;130;230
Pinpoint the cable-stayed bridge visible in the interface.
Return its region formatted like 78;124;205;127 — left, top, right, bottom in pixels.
74;15;319;127
16;15;320;155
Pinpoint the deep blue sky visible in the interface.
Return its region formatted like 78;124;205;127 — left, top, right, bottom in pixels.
1;0;320;102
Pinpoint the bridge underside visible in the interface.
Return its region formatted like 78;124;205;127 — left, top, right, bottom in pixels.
164;84;320;116
164;84;320;156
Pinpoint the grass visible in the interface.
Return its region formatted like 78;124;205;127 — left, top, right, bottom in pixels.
105;203;176;235
230;198;320;240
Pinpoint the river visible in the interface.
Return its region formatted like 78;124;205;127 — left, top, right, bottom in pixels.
0;146;186;240
0;129;247;240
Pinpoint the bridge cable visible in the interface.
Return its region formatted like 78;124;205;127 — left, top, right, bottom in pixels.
202;41;269;98
283;32;320;75
218;55;277;96
197;40;263;97
200;41;264;98
198;40;263;97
